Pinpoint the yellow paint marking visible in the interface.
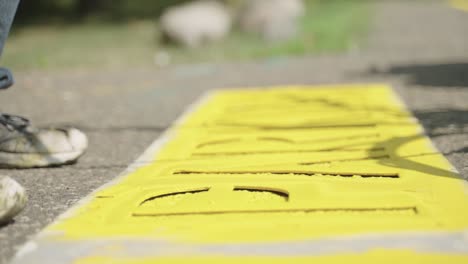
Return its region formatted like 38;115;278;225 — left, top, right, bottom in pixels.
450;0;468;11
17;85;468;263
77;251;468;264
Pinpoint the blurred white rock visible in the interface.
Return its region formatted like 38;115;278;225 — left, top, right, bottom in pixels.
239;0;305;42
160;0;232;48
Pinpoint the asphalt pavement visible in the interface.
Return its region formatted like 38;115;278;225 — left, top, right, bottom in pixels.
0;0;467;263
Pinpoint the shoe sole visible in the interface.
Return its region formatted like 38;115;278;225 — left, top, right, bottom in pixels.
0;150;86;168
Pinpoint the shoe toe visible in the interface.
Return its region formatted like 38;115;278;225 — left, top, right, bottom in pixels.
0;176;27;223
66;128;88;152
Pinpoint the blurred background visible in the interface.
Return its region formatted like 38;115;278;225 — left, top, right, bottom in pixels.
3;0;371;71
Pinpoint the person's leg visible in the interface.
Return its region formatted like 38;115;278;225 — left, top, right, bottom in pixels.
0;0;88;169
0;0;20;57
0;0;20;90
0;0;26;225
0;0;87;224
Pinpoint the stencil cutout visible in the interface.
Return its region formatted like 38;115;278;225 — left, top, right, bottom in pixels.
233;186;290;201
173;170;400;178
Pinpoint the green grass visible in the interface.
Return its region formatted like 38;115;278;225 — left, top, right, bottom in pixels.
3;0;372;71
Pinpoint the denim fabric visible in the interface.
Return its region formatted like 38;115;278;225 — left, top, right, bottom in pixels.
0;0;20;58
0;0;19;89
0;67;13;89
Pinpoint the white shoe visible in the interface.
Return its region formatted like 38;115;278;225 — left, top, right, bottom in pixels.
0;176;27;224
0;114;88;168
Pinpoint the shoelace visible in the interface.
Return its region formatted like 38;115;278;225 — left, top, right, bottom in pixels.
0;114;30;131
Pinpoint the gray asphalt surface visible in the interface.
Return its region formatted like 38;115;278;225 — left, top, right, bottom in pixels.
1;0;468;263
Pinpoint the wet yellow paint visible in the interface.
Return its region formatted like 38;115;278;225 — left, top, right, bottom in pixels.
450;0;468;11
47;84;468;262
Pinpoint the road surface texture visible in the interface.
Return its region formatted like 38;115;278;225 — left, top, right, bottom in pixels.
0;0;467;263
